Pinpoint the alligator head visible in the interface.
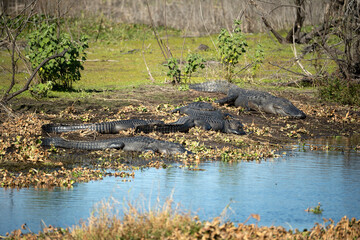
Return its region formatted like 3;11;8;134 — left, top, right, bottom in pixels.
224;120;246;135
261;98;306;119
150;141;193;155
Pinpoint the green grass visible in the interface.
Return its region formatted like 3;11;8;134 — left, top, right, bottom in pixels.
0;19;339;102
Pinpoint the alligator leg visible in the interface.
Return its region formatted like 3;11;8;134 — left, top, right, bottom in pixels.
193;119;212;131
215;95;238;105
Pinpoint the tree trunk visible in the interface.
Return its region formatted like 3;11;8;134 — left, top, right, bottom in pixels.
285;0;306;43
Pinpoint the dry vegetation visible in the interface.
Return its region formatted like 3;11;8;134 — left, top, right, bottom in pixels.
5;199;360;239
1;0;360;238
4;0;327;34
1;84;359;189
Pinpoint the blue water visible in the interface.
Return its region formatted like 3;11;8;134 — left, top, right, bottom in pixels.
1;140;360;234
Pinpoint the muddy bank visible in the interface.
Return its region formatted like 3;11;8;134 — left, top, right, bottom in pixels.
7;84;360;141
1;84;359;188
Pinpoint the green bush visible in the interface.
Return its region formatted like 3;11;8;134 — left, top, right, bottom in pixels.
217;20;248;82
184;53;205;83
317;76;360;106
165;54;205;84
251;43;265;77
165;57;181;84
26;23;88;89
29;81;53;99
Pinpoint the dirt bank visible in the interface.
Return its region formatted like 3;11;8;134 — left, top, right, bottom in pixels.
1;84;359;188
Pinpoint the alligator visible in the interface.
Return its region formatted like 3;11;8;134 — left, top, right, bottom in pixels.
42;119;164;134
41;136;192;155
135;117;195;134
171;101;216;112
173;102;245;134
189;80;306;119
136;102;245;135
178;115;245;135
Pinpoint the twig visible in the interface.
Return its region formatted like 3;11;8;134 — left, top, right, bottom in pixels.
142;29;155;83
220;1;231;35
95;17;103;42
199;1;217;51
180;33;187;66
94;98;142;102
249;0;286;44
145;0;167;61
0;100;17;118
268;62;309;77
291;28;312;77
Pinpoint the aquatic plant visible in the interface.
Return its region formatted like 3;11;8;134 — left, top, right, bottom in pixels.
305;202;324;214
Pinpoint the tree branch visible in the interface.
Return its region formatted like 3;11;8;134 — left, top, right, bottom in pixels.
268;61;310;78
1;49;69;103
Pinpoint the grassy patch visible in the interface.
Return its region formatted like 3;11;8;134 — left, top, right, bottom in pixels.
1;20;323;101
316;76;360;106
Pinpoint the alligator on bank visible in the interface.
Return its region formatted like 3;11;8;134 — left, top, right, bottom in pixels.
137;102;246;135
41;136;192;155
171;101;216;112
189;80;306;119
135;117;196;134
42;119;164;134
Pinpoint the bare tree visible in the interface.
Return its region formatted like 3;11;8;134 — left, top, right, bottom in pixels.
250;0;307;44
308;0;360;81
252;0;360;82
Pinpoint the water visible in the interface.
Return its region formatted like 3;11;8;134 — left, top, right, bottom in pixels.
1;138;360;234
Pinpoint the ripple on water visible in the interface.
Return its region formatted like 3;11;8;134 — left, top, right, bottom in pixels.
1;137;360;234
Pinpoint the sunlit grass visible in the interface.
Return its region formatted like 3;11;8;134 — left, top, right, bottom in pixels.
0;20;338;101
6;197;360;239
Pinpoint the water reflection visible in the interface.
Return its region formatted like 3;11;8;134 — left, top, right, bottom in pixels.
1;138;360;234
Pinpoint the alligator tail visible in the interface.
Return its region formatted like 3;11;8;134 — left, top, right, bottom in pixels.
42;124;92;133
189;80;232;94
92;122;116;133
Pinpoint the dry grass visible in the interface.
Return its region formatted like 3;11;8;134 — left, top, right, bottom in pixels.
5;198;360;239
70;198;200;239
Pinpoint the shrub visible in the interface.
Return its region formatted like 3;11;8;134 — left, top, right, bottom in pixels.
217;20;248;82
26;23;88;89
165;57;181;84
317;76;360;106
184;53;205;83
29;81;54;99
165;54;205;84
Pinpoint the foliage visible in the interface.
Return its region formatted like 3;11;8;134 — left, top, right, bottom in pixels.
165;54;205;84
165;57;181;84
183;53;205;82
26;23;88;89
217;20;248;82
29;81;53;99
302;1;360;106
317;76;360;106
251;44;265;77
306;202;324;214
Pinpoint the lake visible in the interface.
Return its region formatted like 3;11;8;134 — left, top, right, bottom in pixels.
1;136;359;235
